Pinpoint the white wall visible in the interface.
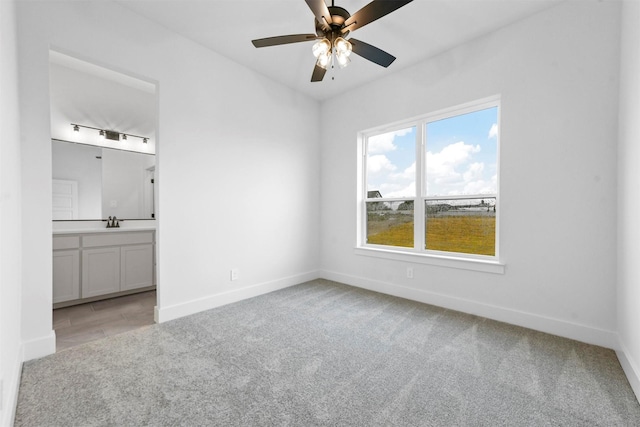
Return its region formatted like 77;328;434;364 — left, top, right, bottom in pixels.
16;0;320;358
101;148;154;219
0;0;24;424
52;141;102;219
617;0;640;400
320;1;621;348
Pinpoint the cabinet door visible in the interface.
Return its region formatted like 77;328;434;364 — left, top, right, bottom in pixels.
120;244;154;291
53;250;80;303
82;247;120;298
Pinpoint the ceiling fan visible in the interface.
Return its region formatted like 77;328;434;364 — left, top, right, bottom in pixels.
251;0;413;82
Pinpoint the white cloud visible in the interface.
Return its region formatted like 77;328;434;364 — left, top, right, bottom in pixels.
368;128;413;154
463;179;494;195
425;141;499;196
391;161;415;181
488;123;498;139
426;141;480;188
463;162;484;182
384;181;416;199
439;141;481;163
378;162;417;198
367;154;396;174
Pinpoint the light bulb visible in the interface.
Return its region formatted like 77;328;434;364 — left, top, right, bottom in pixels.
334;37;352;57
312;38;331;58
317;51;331;69
336;52;351;68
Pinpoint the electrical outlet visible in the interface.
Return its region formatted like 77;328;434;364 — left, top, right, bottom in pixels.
406;267;414;279
230;269;239;281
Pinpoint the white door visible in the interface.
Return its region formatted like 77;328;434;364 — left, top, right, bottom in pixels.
52;179;78;220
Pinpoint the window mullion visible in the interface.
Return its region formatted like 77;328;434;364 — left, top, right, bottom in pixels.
414;122;425;251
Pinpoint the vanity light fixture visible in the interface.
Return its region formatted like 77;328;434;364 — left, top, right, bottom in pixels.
70;123;150;144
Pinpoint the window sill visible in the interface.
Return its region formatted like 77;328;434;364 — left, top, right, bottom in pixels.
354;246;505;274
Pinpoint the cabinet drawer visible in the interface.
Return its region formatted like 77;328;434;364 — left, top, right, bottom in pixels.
82;232;153;248
53;236;80;250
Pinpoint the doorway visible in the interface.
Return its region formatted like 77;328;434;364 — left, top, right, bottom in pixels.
49;50;159;351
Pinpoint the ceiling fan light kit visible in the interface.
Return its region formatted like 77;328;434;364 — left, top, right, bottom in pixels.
251;0;413;82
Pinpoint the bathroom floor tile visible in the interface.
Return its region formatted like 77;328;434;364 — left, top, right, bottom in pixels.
53;291;156;351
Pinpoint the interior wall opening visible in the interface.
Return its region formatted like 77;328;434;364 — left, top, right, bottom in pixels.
48;50;159;351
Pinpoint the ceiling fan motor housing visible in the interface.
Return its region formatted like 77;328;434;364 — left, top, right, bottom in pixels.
316;6;351;37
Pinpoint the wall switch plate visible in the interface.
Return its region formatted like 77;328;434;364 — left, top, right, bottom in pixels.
230;269;239;281
407;267;414;279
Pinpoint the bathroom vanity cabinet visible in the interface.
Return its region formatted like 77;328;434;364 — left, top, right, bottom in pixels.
53;230;155;307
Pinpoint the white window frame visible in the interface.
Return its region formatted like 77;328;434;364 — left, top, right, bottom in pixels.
356;96;505;274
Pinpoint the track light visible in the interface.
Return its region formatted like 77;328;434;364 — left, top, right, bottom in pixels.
70;123;150;145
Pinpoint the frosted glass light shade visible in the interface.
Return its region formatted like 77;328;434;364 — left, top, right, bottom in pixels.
312;38;331;58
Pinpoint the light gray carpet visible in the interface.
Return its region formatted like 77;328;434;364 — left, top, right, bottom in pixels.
15;279;640;426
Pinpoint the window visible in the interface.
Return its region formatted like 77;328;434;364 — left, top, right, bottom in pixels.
359;97;500;263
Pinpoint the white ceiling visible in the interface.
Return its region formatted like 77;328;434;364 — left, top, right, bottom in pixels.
49;51;157;154
116;0;564;101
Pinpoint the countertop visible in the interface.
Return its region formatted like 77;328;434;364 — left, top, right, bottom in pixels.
53;227;156;235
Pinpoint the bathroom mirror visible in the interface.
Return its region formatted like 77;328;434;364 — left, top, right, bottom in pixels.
52;139;155;220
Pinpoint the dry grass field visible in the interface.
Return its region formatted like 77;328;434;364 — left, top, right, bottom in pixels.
367;214;495;255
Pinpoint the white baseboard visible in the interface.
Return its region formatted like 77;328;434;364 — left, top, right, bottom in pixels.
21;331;56;362
617;343;640;402
321;269;618;349
1;348;23;427
156;270;321;323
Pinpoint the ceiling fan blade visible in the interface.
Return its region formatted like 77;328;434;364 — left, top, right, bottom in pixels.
349;38;396;68
252;34;319;48
343;0;413;33
311;63;327;82
305;0;332;30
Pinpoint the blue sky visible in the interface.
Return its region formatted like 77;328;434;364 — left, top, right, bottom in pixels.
367;107;498;198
